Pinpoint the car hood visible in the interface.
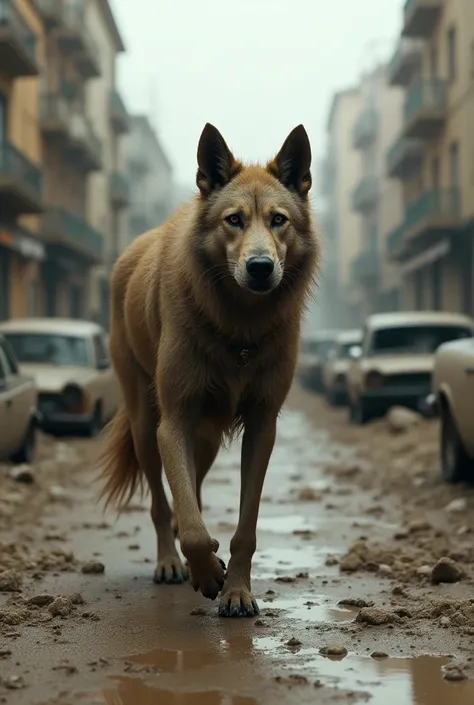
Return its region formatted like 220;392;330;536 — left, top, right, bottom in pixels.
331;360;350;374
299;354;322;367
360;355;434;375
18;364;96;392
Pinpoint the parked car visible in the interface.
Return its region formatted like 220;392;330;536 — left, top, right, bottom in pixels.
297;330;339;392
430;337;474;483
0;319;119;437
323;329;362;406
346;311;474;425
0;333;39;463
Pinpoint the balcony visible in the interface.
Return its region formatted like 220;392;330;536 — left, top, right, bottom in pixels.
352;107;378;150
42;208;103;263
388;38;423;86
31;0;63;28
386;136;424;178
387;224;406;261
0;0;39;78
402;0;443;38
130;212;152;235
75;29;100;78
0;141;43;215
109;91;130;134
403;78;447;139
40;93;72;140
351;175;378;213
55;4;99;76
405;188;460;240
109;172;129;209
67;111;102;172
351;248;379;283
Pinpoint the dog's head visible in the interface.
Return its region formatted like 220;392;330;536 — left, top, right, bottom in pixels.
195;123;317;296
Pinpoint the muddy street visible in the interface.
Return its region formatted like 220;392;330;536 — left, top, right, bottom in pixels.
1;387;474;705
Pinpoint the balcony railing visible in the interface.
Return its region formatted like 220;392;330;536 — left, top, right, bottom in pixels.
0;140;43;213
404;78;446;124
0;0;38;77
388;38;423;86
31;0;63;27
386;136;424;178
69;111;102;171
351;248;379;282
352;107;378;150
403;0;443;38
40;93;72;136
405;188;460;233
109;90;130;134
387;224;405;259
352;175;378;212
109;172;129;207
42;208;103;261
76;27;100;78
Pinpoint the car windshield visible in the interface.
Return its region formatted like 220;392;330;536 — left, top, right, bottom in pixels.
339;342;358;359
368;325;472;356
4;333;90;367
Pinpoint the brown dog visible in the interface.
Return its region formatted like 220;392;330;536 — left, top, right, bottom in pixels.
99;123;319;617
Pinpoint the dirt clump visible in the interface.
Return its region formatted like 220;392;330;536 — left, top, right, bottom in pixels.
431;557;466;585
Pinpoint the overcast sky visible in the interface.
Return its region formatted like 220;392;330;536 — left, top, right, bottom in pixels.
111;0;403;188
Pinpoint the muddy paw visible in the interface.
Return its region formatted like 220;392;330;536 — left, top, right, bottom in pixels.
153;556;189;584
218;587;260;618
181;536;226;600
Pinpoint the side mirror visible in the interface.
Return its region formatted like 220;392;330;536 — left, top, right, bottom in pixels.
348;345;362;361
97;358;110;371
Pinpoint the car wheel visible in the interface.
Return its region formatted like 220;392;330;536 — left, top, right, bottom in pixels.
351;398;371;426
441;406;473;484
11;420;37;464
87;404;102;438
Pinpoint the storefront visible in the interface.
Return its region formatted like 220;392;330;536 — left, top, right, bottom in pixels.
0;224;45;319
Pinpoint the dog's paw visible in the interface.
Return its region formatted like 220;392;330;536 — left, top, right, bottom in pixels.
153;555;189;584
188;553;225;600
218;586;260;618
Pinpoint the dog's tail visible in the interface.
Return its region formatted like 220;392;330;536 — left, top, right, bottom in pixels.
97;406;143;510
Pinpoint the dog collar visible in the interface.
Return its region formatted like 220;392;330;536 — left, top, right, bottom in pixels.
229;342;259;368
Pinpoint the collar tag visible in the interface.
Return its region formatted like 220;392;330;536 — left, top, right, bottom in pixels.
238;348;251;368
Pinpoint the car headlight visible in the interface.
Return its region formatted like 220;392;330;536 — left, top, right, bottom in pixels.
62;384;84;412
365;370;384;389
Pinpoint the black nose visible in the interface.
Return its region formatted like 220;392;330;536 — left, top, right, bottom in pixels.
246;256;274;280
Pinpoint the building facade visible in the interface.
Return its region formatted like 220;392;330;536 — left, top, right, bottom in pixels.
0;0;45;320
386;0;474;315
319;88;363;328
349;65;404;320
122;115;174;252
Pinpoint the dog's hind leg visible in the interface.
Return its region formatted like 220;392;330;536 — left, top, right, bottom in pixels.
112;347;187;585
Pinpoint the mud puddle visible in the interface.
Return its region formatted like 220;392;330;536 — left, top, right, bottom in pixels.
260;595;359;622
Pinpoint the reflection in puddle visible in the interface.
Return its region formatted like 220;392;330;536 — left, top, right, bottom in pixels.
254;545;326;579
96;679;256;705
290;654;474;705
262;596;358;623
257;515;314;534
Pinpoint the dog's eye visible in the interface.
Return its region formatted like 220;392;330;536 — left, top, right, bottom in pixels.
226;214;243;227
271;213;288;227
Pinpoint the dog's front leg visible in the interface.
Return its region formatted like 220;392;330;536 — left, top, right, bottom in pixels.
157;413;225;600
219;408;278;617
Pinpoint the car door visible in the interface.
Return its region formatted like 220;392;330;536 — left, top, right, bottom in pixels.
0;341;28;457
92;332;115;420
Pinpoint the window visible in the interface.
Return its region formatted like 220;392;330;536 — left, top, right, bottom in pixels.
447;28;457;80
4;333;90;367
449;142;459;188
432;260;443;310
431;157;440;190
369;325;471;356
430;46;438;77
0;342;15;377
92;334;108;364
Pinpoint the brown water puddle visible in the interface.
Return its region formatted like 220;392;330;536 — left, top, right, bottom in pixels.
78;642;474;705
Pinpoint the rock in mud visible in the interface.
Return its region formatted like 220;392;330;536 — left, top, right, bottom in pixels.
431;558;465;585
371;652;389;659
286;637;302;647
339;598;374;609
48;485;70;502
27;594;55;607
320;644;348;656
9;465;35;484
356;607;399;626
48;597;74;617
340;553;363;572
445;498;467;514
442;663;468;682
386;407;421;434
0;569;22;592
81;561;105;575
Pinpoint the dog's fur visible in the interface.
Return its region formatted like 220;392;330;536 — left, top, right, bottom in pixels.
99;123;319;617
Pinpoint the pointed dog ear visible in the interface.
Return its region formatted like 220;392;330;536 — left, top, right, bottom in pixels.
267;125;312;197
196;123;241;197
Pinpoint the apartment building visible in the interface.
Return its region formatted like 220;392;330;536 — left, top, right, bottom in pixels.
319;88;363;328
386;0;474;315
84;0;129;327
349;65;404;320
0;0;44;319
122;115;174;253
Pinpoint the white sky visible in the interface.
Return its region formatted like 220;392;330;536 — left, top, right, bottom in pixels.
111;0;404;187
